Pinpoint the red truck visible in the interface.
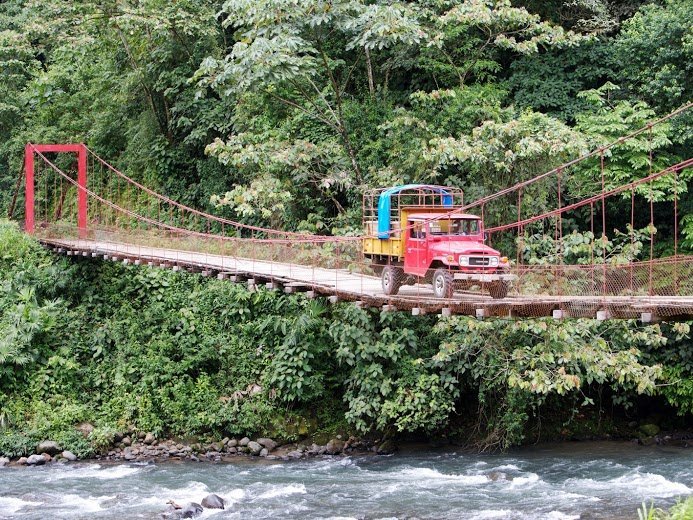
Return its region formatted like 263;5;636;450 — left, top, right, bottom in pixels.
363;185;513;299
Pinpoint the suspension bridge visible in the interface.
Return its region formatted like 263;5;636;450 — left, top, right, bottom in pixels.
9;104;693;321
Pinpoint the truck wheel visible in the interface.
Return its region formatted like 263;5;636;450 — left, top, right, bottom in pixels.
488;280;508;299
432;268;453;298
382;266;403;295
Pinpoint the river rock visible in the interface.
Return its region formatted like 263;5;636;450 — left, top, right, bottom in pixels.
26;454;46;466
260;448;268;457
37;440;62;455
247;441;262;455
239;437;250;447
325;439;345;455
306;443;321;455
227;439;238;448
17;457;28;465
122;436;132;446
180;502;203;518
201;493;225;509
487;471;513;482
256;438;277;451
0;457;9;467
226;447;237;454
287;450;304;459
162;501;203;520
144;433;156;445
62;450;77;461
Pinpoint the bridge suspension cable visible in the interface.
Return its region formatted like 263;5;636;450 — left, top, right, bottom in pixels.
16;102;693;319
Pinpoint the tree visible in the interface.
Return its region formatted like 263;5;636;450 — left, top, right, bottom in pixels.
614;0;693;114
573;84;683;201
196;0;427;184
417;0;587;89
507;39;614;121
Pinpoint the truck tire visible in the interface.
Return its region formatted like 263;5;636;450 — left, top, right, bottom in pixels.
488;280;508;299
432;268;453;298
382;266;403;295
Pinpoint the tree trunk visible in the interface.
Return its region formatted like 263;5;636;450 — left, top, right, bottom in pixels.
364;47;375;97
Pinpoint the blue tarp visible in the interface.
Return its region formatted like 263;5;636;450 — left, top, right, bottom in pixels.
377;184;453;239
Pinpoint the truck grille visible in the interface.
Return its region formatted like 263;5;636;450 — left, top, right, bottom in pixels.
469;257;491;266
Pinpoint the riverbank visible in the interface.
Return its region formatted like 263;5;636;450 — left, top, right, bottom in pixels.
0;430;388;468
1;221;692;467
2;419;691;469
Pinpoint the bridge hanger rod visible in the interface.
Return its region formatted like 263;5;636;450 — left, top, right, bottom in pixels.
7;162;25;219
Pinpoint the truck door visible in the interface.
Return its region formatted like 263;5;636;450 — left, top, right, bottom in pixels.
404;220;428;277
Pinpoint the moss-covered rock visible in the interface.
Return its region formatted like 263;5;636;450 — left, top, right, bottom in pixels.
639;424;660;437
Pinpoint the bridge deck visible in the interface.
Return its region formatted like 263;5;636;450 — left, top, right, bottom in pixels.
41;238;693;320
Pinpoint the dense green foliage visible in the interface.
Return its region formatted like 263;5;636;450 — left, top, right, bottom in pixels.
0;0;692;453
1;0;691;233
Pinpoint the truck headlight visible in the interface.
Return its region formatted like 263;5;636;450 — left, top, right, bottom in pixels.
489;257;499;267
459;255;469;266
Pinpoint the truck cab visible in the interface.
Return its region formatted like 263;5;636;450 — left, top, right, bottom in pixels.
362;185;513;299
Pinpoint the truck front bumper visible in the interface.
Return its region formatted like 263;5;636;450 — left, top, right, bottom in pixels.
453;273;517;282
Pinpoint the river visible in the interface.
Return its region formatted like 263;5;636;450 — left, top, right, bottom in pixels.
0;441;690;519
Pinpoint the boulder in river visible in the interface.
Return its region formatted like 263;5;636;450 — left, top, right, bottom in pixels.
26;454;46;466
180;502;203;518
487;471;513;482
144;433;156;445
0;457;9;467
201;493;225;509
36;440;62;455
239;437;250;447
164;501;204;519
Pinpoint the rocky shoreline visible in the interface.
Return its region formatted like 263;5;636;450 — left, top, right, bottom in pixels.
0;422;690;469
0;429;396;468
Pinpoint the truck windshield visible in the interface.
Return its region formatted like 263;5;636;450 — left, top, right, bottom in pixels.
429;219;479;236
